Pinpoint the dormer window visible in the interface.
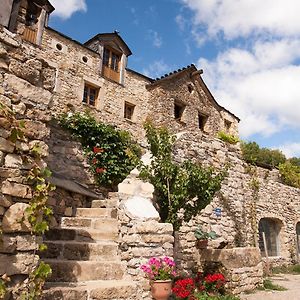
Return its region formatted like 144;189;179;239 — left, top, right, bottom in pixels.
102;47;121;82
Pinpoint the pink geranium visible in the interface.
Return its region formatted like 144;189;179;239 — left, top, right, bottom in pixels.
140;256;176;280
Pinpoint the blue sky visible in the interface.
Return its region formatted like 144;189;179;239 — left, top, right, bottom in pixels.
49;0;300;158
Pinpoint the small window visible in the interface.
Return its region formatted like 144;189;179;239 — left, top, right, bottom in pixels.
56;43;63;51
187;84;194;93
124;102;135;120
224;120;232;132
83;84;99;106
82;56;88;63
198;113;208;131
174;103;185;120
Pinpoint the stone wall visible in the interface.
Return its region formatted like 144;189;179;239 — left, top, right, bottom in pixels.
173;131;300;274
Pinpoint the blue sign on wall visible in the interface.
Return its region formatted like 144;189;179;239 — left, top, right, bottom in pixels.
214;207;222;217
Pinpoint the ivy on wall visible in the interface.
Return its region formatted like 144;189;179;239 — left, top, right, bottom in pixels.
139;122;226;230
0;102;53;299
59;112;141;187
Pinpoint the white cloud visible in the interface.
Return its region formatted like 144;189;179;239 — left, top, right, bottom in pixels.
147;30;163;48
278;143;300;158
197;38;300;138
181;0;300;39
51;0;87;20
142;60;170;78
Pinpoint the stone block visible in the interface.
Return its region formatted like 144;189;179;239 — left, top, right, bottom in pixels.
23;120;50;140
133;221;173;234
0;95;11;107
141;234;174;244
29;140;49;157
0;253;39;275
2;202;32;233
12;102;26;115
16;235;40;251
1;181;32;199
0;137;14;153
4;153;23;168
0;235;16;253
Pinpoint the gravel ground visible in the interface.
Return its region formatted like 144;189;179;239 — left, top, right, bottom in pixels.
240;274;300;300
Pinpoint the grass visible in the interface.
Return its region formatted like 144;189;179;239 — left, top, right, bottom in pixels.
272;264;300;275
257;279;287;291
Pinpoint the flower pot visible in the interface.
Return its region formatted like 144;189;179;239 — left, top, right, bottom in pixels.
151;280;172;300
196;239;208;249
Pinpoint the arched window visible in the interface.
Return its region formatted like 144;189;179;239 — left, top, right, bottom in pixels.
258;218;282;257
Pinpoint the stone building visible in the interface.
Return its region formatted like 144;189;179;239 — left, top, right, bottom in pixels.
0;0;300;299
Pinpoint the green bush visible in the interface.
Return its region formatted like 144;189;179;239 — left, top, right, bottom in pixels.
59;112;141;187
241;141;286;168
279;162;300;188
259;279;287;291
139;122;226;229
217;131;239;144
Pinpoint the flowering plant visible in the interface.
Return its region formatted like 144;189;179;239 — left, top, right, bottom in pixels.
202;273;225;294
172;278;196;299
140;257;176;280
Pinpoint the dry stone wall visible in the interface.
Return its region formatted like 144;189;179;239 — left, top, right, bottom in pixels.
173;131;300;274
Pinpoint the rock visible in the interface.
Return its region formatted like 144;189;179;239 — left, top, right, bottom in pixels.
121;196;160;221
4;154;23;168
133;221;173;234
23;120;50;140
0;206;4;215
1;181;32;199
0;150;4;165
0;59;8;70
0;253;39;275
12;102;26;114
0;95;11;107
16;235;40;251
0;44;8;58
29;140;49;157
0;235;16;253
0;137;14;153
0;193;13;207
2;202;32;233
41;67;56;91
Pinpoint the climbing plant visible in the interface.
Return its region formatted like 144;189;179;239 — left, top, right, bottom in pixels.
139;122;226;230
59;112;141;187
0;102;53;299
217;131;239;145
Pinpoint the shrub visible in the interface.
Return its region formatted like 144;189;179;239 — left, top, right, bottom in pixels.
139;122;226;230
279;161;300;188
217;131;239;144
59;112;141;187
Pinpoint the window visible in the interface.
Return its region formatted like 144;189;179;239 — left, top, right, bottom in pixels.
258;218;281;257
102;47;121;82
187;84;194;93
224;120;232;132
124;102;135;120
174;103;185;120
83;84;99;106
198;113;208;131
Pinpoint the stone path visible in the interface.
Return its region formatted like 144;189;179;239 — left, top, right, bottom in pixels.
240;274;300;300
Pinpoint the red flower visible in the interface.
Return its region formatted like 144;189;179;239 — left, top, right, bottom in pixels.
93;146;104;153
92;158;98;164
96;167;106;174
172;278;195;299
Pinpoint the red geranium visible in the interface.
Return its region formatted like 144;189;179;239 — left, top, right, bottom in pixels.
93;146;104;153
172;278;196;299
203;273;225;292
92;158;98;164
96;167;106;174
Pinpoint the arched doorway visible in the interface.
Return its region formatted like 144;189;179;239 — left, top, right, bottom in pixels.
258;218;282;257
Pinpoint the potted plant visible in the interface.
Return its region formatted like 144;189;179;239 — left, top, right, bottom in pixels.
194;227;218;249
140;256;176;300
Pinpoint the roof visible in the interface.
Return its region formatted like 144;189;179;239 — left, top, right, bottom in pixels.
34;0;55;13
126;68;154;82
84;32;132;57
148;64;240;122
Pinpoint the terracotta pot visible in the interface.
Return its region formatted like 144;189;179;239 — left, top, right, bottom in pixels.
151;280;172;300
196;239;208;249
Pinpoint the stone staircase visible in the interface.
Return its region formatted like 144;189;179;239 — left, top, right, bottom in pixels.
41;195;137;300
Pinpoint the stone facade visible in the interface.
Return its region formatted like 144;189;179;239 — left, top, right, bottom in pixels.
0;0;300;298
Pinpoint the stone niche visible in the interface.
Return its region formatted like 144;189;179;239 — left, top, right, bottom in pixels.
198;247;263;294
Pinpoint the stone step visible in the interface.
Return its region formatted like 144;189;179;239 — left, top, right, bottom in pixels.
45;260;125;282
44;227;118;242
61;217;119;232
91;198;118;208
42;280;137;300
40;241;118;261
75;208;117;218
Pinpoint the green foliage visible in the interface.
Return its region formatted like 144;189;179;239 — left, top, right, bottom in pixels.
278;161;300;188
241;141;286;168
193;293;240;300
288;157;300;166
0;278;7;298
217;131;239;145
59;112;141;187
259;279;287;291
194;227;218;240
26;166;55;234
271;264;300;274
139;122;226;230
20;262;52;300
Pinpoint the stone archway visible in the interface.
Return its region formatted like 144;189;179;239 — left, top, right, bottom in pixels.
258;218;282;257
